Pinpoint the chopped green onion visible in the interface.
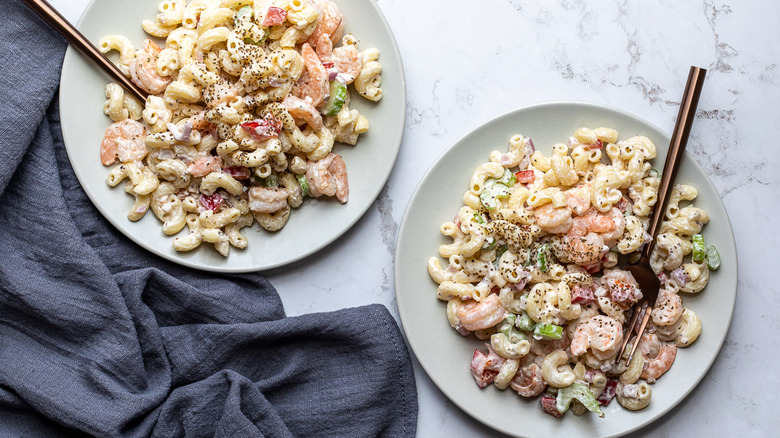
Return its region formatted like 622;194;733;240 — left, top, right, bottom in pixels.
234;5;252;26
706;244;720;270
533;323;563;340
536;243;551;272
482;236;497;251
296;174;309;197
473;212;486;225
322;80;347;116
495;244;508;260
262;174;278;187
479;183;510;210
515;311;535;332
244;30;270;45
497;169;517;187
556;382;603;416
692;234;706;262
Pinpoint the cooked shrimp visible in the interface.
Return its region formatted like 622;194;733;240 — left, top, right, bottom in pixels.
597;207;626;248
551;208;612;266
638;333;677;383
305;153;348;203
129;39;171;95
188;156;222;177
510;362;546;397
570;315;623;360
652;290;683;327
578;212;614;234
281;95;323;130
307;0;344;46
533;203;572;234
601;269;642;309
313;32;333;59
316;34;362;83
188;111;214;133
565;193;590;217
636;332;658;358
556;231;606;266
202;81;239;109
248;186;290;214
100;119;147;165
565;207;625;249
564;185;591;216
293;43;328;108
457;294;506;331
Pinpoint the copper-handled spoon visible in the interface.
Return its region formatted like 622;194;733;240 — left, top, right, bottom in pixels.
615;66;707;364
22;0;149;103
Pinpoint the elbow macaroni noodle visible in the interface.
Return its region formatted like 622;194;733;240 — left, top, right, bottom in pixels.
428;127;717;418
98;0;384;256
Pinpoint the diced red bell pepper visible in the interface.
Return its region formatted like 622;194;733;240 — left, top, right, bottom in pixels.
541;396;563;418
597;378;619;406
322;61;335;69
223;166;251;180
514;170;536;184
571;285;595;305
240;114;282;141
200;193;223;212
262;6;287;26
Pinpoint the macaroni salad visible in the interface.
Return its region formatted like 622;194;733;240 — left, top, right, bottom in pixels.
98;0;383;256
427;127;720;417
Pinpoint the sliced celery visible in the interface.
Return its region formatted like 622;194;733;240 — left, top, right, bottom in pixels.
296;174;309;197
706;244;720;270
322;81;347;116
498;314;527;343
533;323;563;340
515;311;535;332
692;234;706;262
556;382;603;416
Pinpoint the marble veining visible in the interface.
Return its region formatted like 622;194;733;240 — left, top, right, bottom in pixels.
49;0;779;436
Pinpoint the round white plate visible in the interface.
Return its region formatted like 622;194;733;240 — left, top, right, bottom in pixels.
60;0;405;272
395;102;737;437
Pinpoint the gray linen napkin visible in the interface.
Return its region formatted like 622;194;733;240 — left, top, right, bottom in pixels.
0;2;417;437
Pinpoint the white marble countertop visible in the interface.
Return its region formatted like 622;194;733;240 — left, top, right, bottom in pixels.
49;0;777;436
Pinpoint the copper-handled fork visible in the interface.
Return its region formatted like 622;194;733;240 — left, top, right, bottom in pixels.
22;0;149;103
615;66;707;364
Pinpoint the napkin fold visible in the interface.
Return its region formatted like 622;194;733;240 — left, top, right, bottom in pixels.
0;2;417;437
